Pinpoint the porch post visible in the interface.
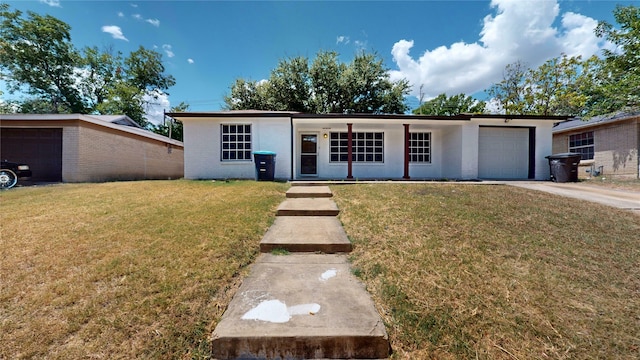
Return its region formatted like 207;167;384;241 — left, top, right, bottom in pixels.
403;124;410;179
347;123;353;179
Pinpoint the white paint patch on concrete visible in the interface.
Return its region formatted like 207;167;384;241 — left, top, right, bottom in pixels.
242;300;322;323
320;268;337;281
241;299;290;323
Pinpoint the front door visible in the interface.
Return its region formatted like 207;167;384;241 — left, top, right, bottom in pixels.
300;134;318;175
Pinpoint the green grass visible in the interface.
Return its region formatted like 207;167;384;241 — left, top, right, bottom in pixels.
0;180;287;359
332;183;640;359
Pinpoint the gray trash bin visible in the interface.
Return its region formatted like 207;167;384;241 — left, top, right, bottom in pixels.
545;153;582;182
253;151;276;181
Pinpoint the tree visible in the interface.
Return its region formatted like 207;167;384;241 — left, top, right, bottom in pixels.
486;60;528;115
224;50;410;114
79;46;123;110
588;4;640;114
309;51;348;113
151;102;188;141
0;5;176;127
523;55;587;116
486;56;586;116
124;46;176;95
0;5;85;113
94;46;176;127
412;93;485;115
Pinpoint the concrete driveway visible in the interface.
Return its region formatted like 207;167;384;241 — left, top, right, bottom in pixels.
509;182;640;214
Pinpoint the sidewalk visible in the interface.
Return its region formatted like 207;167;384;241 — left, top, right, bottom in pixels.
211;186;390;359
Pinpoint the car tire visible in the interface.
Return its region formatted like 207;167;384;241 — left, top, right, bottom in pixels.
0;169;18;189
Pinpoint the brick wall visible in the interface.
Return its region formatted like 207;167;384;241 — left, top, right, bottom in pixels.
66;122;183;182
594;119;638;179
552;117;639;179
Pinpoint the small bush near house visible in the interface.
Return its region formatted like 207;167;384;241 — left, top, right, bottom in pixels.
332;184;639;360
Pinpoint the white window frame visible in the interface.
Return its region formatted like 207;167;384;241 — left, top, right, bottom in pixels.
329;132;384;163
409;132;431;163
221;124;252;161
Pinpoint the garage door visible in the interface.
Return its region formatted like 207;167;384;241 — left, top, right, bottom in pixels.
1;128;63;181
478;127;530;179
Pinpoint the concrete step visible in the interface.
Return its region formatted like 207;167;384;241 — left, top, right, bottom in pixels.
276;198;340;216
289;181;331;187
286;186;333;198
211;254;390;359
260;216;352;253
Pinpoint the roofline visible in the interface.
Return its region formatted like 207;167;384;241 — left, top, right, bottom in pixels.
166;111;569;121
0;113;183;146
553;114;640;133
469;114;569;121
166;111;299;118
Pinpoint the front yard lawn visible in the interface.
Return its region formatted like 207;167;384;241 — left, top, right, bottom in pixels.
332;183;640;359
2;181;638;359
0;180;287;359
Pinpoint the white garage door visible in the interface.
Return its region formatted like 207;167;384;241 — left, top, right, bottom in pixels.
478;127;529;179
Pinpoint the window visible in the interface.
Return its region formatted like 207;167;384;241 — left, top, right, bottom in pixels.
569;131;594;160
409;132;431;163
221;124;252;161
329;132;384;163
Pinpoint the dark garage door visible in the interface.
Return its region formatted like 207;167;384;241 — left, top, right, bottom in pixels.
1;128;63;181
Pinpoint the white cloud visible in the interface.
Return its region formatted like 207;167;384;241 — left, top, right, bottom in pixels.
336;35;350;45
389;0;605;101
187;58;194;64
144;90;170;126
162;44;174;58
146;18;160;27
101;25;128;41
39;0;61;7
118;12;124;18
131;3;138;8
132;14;161;27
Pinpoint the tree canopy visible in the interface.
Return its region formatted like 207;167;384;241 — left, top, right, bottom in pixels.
412;93;485;115
587;4;640;115
224;51;411;114
0;5;175;128
485;4;640;117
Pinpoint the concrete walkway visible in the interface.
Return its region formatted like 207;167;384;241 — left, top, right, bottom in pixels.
211;185;390;359
509;181;640;214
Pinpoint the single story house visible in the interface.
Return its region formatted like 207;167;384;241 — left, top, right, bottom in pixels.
168;111;567;181
552;112;639;179
0;114;184;182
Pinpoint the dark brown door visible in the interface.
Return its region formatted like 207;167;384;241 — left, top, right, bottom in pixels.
1;128;63;181
300;134;317;175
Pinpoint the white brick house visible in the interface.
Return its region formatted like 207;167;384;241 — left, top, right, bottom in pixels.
169;111;567;181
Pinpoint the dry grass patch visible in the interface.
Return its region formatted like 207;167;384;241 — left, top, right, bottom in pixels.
332;183;640;359
0;180;287;359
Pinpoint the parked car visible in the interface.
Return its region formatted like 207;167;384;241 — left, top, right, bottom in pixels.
0;160;32;189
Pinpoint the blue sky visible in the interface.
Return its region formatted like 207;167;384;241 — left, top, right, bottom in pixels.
3;0;636;123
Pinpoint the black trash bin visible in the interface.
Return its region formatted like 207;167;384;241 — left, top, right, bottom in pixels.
545;153;582;182
253;151;276;181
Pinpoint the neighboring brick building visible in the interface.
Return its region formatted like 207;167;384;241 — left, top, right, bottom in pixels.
0;114;184;182
552;113;640;179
